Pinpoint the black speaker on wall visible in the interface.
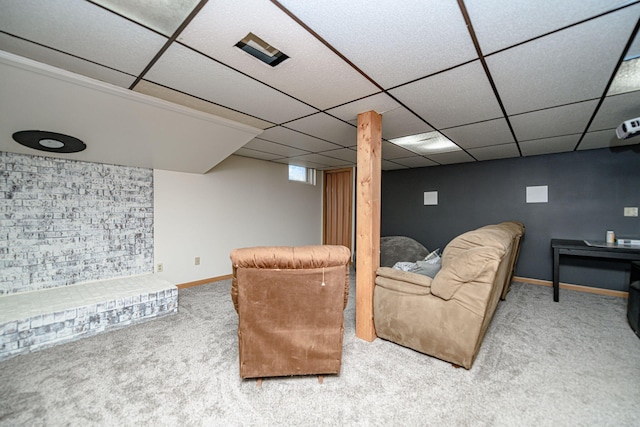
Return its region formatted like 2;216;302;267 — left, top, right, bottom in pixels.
628;262;640;338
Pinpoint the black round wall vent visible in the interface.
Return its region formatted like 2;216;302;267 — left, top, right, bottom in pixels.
12;130;86;153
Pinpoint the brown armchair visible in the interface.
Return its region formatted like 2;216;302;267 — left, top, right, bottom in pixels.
230;245;351;380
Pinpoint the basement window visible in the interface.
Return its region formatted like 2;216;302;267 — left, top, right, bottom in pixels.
288;165;316;185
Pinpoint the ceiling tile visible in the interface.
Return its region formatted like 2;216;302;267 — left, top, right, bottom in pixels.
243;138;310;157
0;33;136;88
381;141;420;160
467;143;521;161
144;43;318;124
520;135;580;156
380;107;434;140
291;153;352;168
608;58;640;96
319;148;357;163
426;150;475;165
276;0;478;88
273;157;335;170
510;100;599;141
326;93;399;122
381;160;409;171
134;80;273;130
382;161;409;171
391;157;439;169
626;31;640;60
91;0;201;37
442;118;514;149
487;6;640;115
259;126;342;152
178;0;378;110
589;91;640;132
284;113;357;147
0;0;168;75
578;129;640;150
466;0;629;54
234;148;282;161
389;61;503;129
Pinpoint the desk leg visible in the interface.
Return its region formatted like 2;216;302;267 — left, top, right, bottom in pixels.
553;248;559;302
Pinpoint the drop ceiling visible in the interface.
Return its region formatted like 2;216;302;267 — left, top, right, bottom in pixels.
1;0;639;172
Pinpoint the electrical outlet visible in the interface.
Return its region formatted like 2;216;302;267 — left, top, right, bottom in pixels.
195;257;200;266
624;207;638;217
156;263;163;273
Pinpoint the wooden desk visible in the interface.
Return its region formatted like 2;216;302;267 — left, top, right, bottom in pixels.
551;239;640;302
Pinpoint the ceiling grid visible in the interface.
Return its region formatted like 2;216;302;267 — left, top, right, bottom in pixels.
0;0;639;171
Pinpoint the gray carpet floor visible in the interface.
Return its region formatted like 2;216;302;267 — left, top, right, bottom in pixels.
1;271;639;426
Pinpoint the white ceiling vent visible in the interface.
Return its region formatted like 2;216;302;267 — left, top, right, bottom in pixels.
235;32;289;67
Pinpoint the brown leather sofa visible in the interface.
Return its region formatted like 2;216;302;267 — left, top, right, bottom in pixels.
230;245;351;379
373;221;525;369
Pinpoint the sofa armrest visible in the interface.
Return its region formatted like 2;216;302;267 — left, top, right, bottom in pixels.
376;267;432;285
375;267;433;295
375;276;432;295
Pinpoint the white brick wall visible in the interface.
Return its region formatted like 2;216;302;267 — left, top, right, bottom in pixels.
0;286;178;361
0;152;154;295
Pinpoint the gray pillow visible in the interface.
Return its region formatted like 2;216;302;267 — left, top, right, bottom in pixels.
412;259;442;278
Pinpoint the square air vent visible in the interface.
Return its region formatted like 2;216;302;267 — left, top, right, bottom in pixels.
235;32;288;67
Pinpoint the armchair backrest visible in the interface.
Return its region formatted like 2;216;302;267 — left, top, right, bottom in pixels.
230;245;351;379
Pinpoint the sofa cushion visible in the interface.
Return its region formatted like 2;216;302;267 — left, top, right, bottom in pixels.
375;276;432;295
431;246;504;300
376;266;433;287
442;227;511;266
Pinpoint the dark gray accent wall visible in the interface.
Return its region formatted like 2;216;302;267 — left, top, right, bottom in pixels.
381;146;640;291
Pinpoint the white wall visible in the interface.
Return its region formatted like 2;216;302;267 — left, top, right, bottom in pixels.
153;155;323;285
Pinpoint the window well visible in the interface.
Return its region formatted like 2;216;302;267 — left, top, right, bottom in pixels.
235;32;289;67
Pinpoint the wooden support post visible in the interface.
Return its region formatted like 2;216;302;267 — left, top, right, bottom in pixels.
355;110;381;342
